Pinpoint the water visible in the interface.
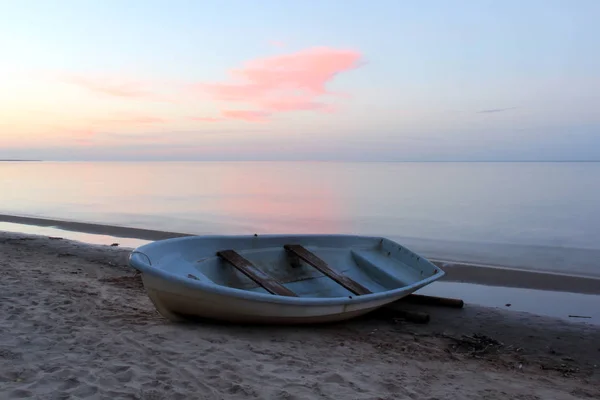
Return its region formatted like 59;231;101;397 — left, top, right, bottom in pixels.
1;161;599;275
417;281;600;326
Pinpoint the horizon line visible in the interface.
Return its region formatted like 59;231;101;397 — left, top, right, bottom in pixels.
2;159;600;163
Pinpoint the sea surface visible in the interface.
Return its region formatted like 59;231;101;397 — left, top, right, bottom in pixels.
1;161;599;276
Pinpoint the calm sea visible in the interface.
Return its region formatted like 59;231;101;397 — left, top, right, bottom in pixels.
1;161;599;276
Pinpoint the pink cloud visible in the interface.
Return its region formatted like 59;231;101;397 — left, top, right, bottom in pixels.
189;116;222;122
90;116;168;125
190;46;363;122
73;138;95;146
61;75;151;98
221;110;270;122
127;116;166;124
58;127;97;138
189;110;271;123
47;116;166;140
47;127;98;145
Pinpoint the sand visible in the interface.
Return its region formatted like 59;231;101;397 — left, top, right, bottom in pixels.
1;231;599;399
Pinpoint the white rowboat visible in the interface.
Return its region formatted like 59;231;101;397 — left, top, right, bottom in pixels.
128;234;445;324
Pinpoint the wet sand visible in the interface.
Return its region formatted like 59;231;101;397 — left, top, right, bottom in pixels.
0;214;190;241
1;231;599;399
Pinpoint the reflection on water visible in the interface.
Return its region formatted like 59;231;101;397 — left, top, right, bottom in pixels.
214;163;344;233
0;221;151;248
417;281;600;326
1;161;600;250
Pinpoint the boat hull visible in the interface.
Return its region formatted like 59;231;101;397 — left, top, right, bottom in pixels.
142;273;420;324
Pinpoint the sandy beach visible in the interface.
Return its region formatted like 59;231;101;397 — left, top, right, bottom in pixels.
1;231;599;399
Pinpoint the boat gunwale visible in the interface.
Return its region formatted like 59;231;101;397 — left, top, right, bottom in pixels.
128;234;445;306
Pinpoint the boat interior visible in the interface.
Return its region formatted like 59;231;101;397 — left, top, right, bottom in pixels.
148;237;440;299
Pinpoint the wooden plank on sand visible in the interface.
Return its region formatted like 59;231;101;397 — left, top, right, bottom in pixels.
283;244;372;296
217;250;298;297
402;294;464;308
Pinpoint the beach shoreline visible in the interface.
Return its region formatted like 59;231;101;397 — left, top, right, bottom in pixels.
1;230;599;399
2;213;600;296
2;222;600;324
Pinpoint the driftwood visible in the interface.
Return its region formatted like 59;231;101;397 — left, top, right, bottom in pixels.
401;294;464;308
372;294;466;324
388;309;430;324
377;305;431;324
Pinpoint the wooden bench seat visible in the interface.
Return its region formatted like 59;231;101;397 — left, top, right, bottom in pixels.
283;244;372;296
217;249;298;297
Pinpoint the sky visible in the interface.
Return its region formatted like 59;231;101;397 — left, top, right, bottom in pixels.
1;0;599;161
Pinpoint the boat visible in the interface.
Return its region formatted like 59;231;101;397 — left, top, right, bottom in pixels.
128;234;445;324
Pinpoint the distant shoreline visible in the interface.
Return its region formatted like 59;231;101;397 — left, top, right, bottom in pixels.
0;159;599;163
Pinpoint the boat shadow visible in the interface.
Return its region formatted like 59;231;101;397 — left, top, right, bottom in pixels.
165;300;465;334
